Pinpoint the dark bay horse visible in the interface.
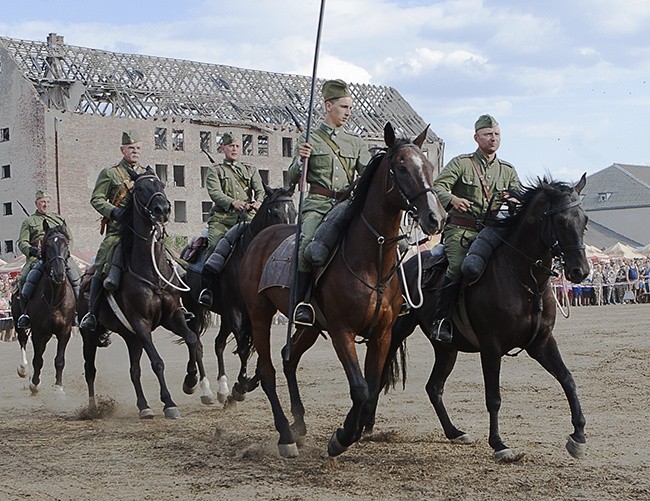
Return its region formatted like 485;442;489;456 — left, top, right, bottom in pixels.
78;171;210;419
238;123;446;458
183;185;296;403
12;223;76;394
374;175;590;462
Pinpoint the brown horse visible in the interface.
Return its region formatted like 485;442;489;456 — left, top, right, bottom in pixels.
238;123;446;458
12;223;76;394
182;185;296;403
78;171;210;419
375;175;590;462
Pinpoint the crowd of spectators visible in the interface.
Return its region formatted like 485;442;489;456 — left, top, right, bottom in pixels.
554;257;650;306
0;274;15;341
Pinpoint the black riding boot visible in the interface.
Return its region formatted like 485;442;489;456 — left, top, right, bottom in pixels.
430;277;462;343
198;273;213;308
80;275;111;347
293;270;314;326
16;295;30;329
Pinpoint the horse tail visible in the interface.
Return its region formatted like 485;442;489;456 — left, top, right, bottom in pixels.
381;314;415;392
195;307;213;338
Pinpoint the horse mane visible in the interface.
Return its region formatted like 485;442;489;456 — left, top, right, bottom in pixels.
500;176;576;229
347;138;412;215
119;183;138;258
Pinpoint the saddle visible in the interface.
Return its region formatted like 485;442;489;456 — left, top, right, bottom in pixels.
180;234;208;264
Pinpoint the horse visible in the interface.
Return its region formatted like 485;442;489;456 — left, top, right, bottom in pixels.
372;175;590;462
182;185;296;403
12;223;76;394
78;170;211;419
238;123;447;458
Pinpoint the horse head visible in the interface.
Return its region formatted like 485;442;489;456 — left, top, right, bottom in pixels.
383;122;446;235
41;221;71;285
132;170;171;226
542;173;590;283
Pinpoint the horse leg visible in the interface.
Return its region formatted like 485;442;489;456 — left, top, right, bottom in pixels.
253;314;298;458
29;335;48;395
282;327;320;446
214;320;231;403
480;350;524;462
124;337;154;419
165;310;215;406
230;312;259;402
16;328;29;378
81;327;100;410
327;333;368;458
527;336;586;459
426;344;472;443
52;330;71;393
137;330;181;419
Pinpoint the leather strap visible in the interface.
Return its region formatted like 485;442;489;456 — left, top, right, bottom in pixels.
313;128;354;183
447;215;482;231
309;185;346;201
470;156;493;202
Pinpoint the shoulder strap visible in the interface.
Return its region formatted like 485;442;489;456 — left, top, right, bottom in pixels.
313;129;353;182
111;164;134;208
469;156;492;202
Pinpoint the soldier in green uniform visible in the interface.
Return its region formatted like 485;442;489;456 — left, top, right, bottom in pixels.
431;114;521;342
79;131;147;343
197;132;265;307
15;190;80;328
288;79;370;326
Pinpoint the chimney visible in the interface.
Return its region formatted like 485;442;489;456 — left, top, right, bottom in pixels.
47;33;64;46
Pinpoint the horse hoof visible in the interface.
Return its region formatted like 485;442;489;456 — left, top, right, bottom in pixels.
17;365;28;378
217;376;229;403
139;408;155;419
29;383;40;395
231;388;246;402
294;435;306;448
450;433;473;444
201;394;216;405
183;382;198;395
327;430;349;458
53;385;66;396
494;448;525;463
566;436;586;459
164;406;182;419
278;443;299;458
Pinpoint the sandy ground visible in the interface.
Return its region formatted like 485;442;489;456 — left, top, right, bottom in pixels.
0;304;648;500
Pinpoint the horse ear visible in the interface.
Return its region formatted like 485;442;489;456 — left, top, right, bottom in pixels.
384;122;396;148
574;172;587;195
43;220;50;233
264;183;273;197
287;183;296;195
413;125;430;148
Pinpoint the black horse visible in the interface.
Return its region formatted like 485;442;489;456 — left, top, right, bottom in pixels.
183;185;296;403
370;175;590;462
78;171;210;418
12;223;76;394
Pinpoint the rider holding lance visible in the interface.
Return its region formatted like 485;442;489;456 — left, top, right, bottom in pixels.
288;79;370;326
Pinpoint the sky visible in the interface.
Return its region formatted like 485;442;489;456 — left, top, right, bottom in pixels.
2;0;649;184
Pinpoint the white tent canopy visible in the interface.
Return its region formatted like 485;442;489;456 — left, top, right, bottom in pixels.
605;242;645;259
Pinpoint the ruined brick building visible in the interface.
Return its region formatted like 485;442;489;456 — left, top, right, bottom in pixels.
0;33;444;259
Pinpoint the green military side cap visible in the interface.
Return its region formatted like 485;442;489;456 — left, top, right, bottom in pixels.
34;190;50;200
322;79;351;102
122;130;141;145
475;114;499;131
219;132;237;146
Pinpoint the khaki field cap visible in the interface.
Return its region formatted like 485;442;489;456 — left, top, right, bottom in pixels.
322;79;351;102
474;114;499;131
122;130;141;145
34;190;50;201
220;132;236;146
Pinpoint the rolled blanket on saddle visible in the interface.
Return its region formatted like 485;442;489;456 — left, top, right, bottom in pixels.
461;226;508;284
305;200;353;267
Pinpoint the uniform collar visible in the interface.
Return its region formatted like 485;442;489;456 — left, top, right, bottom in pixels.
474;149;498;168
319;123;340;138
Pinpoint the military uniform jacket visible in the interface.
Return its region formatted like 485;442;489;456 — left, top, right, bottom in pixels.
206;160;265;214
288;123;370;195
433;150;521;222
90;159;144;233
18;211;68;257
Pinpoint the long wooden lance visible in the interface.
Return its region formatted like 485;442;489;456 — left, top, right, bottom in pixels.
285;0;327;361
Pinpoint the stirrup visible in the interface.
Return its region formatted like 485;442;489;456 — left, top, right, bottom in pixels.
293;302;315;327
399;296;411;316
433;318;453;343
79;312;97;332
198;289;213;307
17;314;31;329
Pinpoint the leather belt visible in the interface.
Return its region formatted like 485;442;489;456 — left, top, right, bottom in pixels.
309;185;346;201
447;215;483;231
